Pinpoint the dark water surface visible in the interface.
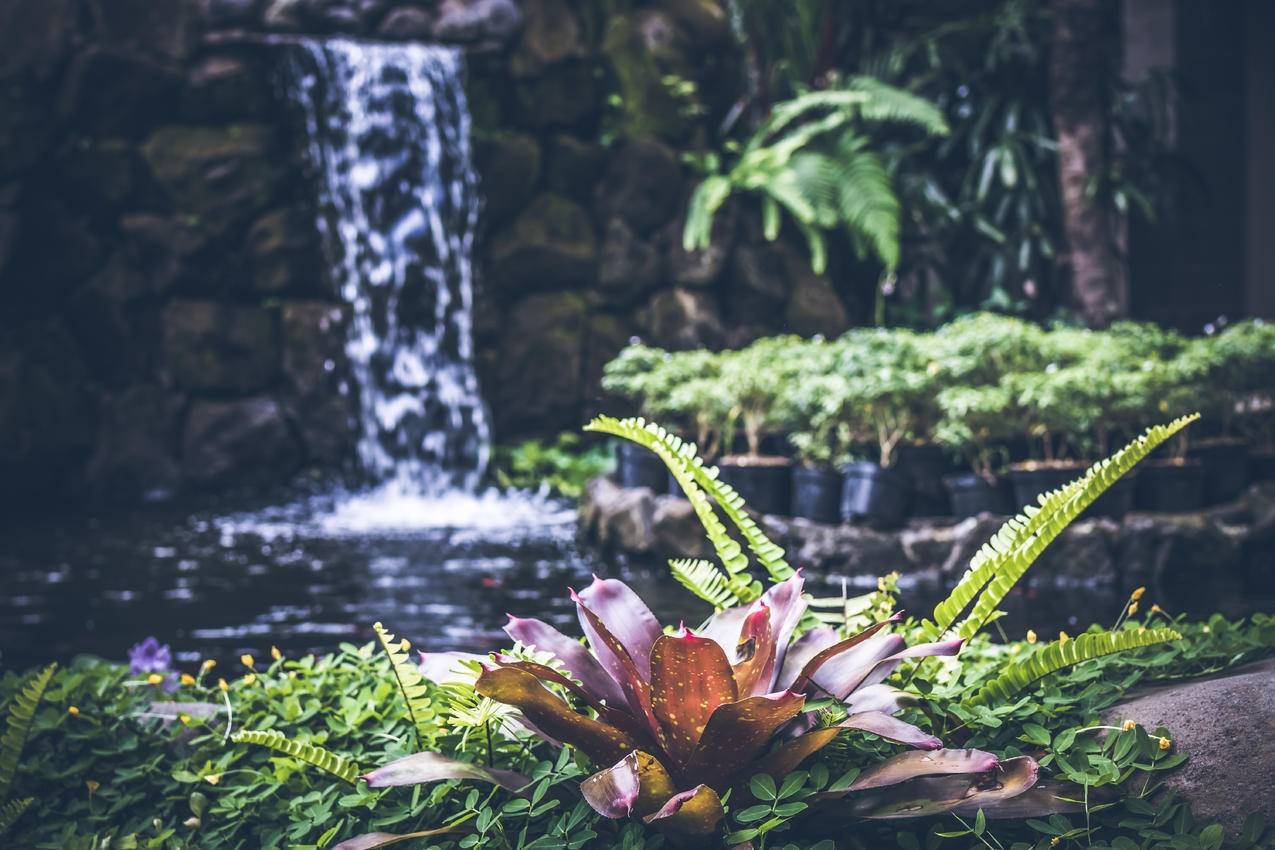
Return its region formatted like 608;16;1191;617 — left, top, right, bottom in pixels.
0;484;1260;673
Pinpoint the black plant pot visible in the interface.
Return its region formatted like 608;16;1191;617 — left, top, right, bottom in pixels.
1135;461;1205;512
1008;465;1079;512
943;473;1011;519
717;459;792;516
1085;471;1138;520
895;443;952;516
790;466;843;523
1249;450;1275;484
840;462;909;527
616;442;666;491
1188;440;1250;505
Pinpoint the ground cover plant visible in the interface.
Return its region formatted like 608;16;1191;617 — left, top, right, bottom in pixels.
3;414;1274;850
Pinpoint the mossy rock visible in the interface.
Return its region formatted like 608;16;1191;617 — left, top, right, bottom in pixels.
142;124;281;231
601;10;695;142
488;194;597;290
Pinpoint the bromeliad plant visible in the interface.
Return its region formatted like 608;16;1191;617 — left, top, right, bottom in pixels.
233;411;1197;848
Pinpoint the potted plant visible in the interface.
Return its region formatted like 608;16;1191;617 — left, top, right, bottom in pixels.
782;367;853;523
1178;330;1253;504
600;343;676;491
1208;320;1275;486
934;385;1014;518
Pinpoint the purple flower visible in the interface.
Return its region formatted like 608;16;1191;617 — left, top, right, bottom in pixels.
128;637;179;691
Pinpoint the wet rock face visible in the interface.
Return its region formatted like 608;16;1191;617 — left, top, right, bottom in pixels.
432;0;523;44
162;301;280;394
182;396;303;487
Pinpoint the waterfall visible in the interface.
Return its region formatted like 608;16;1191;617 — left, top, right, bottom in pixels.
284;39;490;495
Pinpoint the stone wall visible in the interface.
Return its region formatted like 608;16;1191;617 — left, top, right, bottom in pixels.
0;0;860;505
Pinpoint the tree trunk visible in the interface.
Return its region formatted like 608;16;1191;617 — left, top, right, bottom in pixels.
1049;0;1127;328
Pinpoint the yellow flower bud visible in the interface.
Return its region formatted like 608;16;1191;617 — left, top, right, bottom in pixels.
204;774;221;785
1158;736;1171;750
400;638;411;652
1121;720;1136;731
86;780;100;795
243;674;256;685
1127;601;1138;616
201;659;216;670
67;705;80;716
1059;631;1070;644
271;645;282;660
179;714;192;725
1026;629;1037;644
240;654;254;668
180;673;196;686
1051;838;1061;846
1131;586;1146;601
147;673;164;685
218;678;229;692
288;671;297;680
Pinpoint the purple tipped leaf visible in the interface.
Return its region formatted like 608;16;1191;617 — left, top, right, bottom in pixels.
642;784;726;836
807;633;904;700
418;651;486;685
333;827;457;850
362;752;529;792
581;750;677;819
504;615;626;707
475;665;643;764
729;603;776;697
490;656;656;746
650;631;738;765
855;639;964;692
757;573;807;688
843;684;915;716
776;627;839;689
683;690;807;790
842;748;999;794
573;590;666;746
839;711;941;750
575;576;662;680
700;604;751;654
785;616;901;694
970;777;1097;819
849;756;1041;820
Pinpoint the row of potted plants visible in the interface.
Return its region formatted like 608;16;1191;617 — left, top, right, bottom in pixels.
602;314;1275;526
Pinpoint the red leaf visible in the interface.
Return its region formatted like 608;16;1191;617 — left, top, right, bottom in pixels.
642;784;726;836
573;589;665;747
504;614;626;707
756;573;807;686
683;690;807;790
849;756;1042;819
474;665;642;764
785;615;901;694
333;827;457;850
730;603;776;697
575;576;662;679
749;726;843;786
581;750;677;819
650;631;738;766
492;656;655;747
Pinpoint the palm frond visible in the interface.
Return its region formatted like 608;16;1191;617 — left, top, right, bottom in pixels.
967;627;1182;707
0;663;56;803
231;729;361;784
373;622;437;748
924;415;1198;641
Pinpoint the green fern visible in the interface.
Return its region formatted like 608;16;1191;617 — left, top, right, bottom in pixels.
373;623;437;749
231;729;361;784
0;797;33;836
967;627;1183;707
669;558;747;609
923;415;1198;641
0;662;56;805
586;416;792;605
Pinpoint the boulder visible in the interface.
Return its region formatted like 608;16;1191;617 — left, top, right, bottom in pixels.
3;199;102;305
488;194;597;290
182;54;272;121
246;207;322;295
432;0;523;45
638;288;724;351
376;6;434;39
655;0;731;44
582;312;637;414
513;61;599;129
786;273;850;338
279;301;356;463
58;48;184;137
66;258;153;385
1118;512;1243;609
496;292;586;433
0;84;54;177
201;0;264;28
0;320;97;462
596;138;683;235
88;0;200;63
579;476;656;555
162;301;279;393
779;517;910;575
301;0;364;32
652;495;714;560
598;217;662;305
142;124;281;232
1104;658;1275;836
665;202;735;287
181;396;302;487
542;134;606;201
119;214;211;294
0;0;77;79
510;0;585;78
262;0;306;30
602;10;695;140
55;138;138;210
0;207;16;280
473;132;540;223
730;236;793;301
85;385;184;501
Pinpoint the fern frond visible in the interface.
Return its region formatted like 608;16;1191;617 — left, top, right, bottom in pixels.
669;558;746;609
925;415;1198;641
373;623;436;748
231;729;361;784
0;797;33;836
586;416;792;590
0;663;56;803
967;627;1182;707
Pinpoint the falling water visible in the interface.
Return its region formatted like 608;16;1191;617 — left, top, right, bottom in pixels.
285;39;490;495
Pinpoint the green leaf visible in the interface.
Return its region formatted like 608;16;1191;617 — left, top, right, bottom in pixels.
372;622;436;748
0;662;56;804
231;729;361;784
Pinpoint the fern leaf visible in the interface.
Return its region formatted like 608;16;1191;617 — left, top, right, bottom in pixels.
231;729;361;784
0;663;56;803
925;415;1197;641
669;558;754;609
0;797;33;836
373;623;436;748
586;416;793;589
967;628;1182;707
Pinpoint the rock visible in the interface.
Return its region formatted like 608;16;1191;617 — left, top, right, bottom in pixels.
182;396;302;487
89;0;200;63
246;207;321;294
580;476;656;555
900;521;967;571
598;217;662;304
119;214;211;294
489;194;597;291
262;0;306;31
1118;512;1242;608
543;134;605;201
432;0;522;45
0;84;54;177
638;288;724;351
85;385;184;501
0;319;97;462
473;133;540;223
302;0;364;32
162;301;279;393
55;138;137;210
202;0;264;27
182;54;272;121
652;495;714;560
0;0;77;79
143;124;280;232
596;138;683;235
655;0;731;44
376;6;434;39
510;0;585;78
58;48;184;137
496;292;586;433
279;301;355;463
513;62;599;129
1104;658;1275;836
602;10;695;140
3;199;102;305
731;237;793;301
780;518;910;575
787;273;849;338
666;202;735;287
582;312;636;414
66;257;153;384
